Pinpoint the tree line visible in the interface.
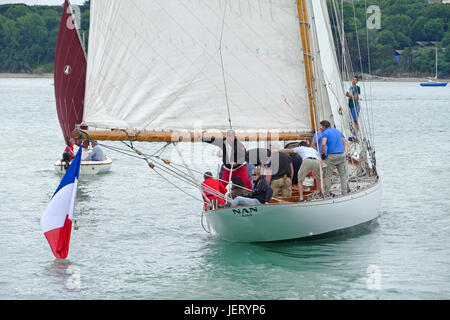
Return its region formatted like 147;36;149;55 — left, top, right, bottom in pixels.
0;2;89;73
0;0;449;77
332;0;450;77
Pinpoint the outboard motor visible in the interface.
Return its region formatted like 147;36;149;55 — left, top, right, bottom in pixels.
62;151;71;170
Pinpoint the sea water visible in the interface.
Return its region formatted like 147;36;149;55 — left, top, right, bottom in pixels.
0;78;449;300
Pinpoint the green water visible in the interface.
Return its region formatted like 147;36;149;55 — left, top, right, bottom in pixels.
0;78;449;299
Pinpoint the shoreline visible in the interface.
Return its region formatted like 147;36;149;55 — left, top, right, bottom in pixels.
0;73;443;83
0;73;53;78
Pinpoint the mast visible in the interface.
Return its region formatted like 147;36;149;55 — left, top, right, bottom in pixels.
297;0;318;131
435;47;438;79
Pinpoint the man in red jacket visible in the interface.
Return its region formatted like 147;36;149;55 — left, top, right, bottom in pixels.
201;171;228;210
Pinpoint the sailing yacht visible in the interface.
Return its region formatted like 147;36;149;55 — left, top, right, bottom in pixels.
72;0;381;242
53;0;112;175
420;47;448;87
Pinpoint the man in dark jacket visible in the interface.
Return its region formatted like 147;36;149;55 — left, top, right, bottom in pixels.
231;168;273;207
203;129;252;191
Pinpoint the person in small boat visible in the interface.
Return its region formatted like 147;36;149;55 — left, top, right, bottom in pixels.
63;138;76;161
280;141;321;201
84;140;104;161
346;75;361;136
203;129;252;191
231;168;273;207
201;171;227;209
319;120;349;197
265;142;293;197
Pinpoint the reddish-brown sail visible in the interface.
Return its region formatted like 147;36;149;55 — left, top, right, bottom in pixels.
54;0;86;145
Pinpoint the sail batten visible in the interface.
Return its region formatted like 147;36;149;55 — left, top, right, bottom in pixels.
83;0;314;132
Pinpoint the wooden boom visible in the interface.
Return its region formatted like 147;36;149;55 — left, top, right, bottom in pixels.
72;128;314;142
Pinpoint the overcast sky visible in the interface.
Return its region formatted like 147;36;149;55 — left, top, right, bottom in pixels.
0;0;86;5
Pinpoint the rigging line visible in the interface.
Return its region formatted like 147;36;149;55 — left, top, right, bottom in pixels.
97;142;200;188
184;0;303;118
132;146;227;201
149;142;171;158
363;0;376;147
332;0;361;141
150;0;288;122
349;0;369;141
148;157;232;203
349;0;375;153
330;0;353;132
173;142;212;205
151;165;204;204
350;0;372;144
327;0;350;130
120;129;135;149
218;0;232;130
97;143;145;160
307;1;325;194
93;141;229;202
135;147;253;193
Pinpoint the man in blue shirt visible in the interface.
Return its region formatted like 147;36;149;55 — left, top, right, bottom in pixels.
346;75;361;135
319;120;349;197
85;140;104;161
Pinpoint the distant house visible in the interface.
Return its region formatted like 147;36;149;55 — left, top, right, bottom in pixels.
416;41;429;47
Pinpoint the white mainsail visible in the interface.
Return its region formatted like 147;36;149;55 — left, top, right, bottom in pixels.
83;0;318;133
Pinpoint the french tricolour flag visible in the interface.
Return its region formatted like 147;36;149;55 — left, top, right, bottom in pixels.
41;146;82;259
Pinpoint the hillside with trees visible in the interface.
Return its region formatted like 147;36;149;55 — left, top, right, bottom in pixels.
332;0;450;77
0;1;89;73
0;0;449;78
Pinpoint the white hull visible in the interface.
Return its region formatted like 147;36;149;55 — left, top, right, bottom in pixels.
54;156;112;175
204;179;382;242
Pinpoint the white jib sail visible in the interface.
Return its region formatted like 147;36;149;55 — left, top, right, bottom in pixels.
82;0;314;133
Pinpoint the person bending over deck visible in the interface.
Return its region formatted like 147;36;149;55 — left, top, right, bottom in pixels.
231;168;273;207
319;120;349;197
266;142;293;197
280;141;322;201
